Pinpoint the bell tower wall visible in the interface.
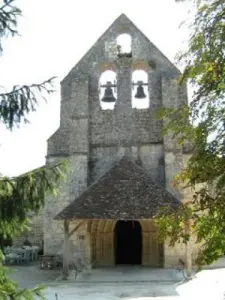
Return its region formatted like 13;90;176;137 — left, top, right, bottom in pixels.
44;14;188;255
56;15;186;188
44;78;89;254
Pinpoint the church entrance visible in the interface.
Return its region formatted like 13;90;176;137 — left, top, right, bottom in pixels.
114;220;142;265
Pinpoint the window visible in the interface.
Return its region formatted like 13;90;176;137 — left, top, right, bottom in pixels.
99;70;117;110
117;34;132;58
132;70;149;109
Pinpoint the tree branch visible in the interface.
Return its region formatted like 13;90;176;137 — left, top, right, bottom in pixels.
0;0;21;52
0;77;56;129
0;159;68;237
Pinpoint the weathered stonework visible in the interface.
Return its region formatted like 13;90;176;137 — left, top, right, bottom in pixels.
41;14;196;267
13;211;44;247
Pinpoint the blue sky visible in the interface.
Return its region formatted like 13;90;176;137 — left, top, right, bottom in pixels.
0;0;192;176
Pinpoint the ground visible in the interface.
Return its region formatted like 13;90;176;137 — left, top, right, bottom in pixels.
8;258;225;300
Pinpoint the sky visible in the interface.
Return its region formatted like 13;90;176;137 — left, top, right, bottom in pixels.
0;0;192;177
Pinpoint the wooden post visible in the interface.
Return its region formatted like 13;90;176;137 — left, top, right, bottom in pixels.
63;219;70;279
185;220;192;279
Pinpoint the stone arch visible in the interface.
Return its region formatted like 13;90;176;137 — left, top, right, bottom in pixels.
88;219;116;266
99;62;117;73
88;219;163;267
132;60;149;72
139;220;163;267
99;70;117;110
116;34;132;57
132;69;150;109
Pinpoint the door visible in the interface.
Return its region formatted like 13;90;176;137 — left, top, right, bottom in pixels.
114;220;142;265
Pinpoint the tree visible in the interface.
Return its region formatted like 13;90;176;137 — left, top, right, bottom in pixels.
0;1;66;298
156;0;225;269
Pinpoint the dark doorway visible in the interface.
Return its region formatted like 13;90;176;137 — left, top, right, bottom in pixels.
114;220;142;265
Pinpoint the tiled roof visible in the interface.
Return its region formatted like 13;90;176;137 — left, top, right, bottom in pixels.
55;156;180;220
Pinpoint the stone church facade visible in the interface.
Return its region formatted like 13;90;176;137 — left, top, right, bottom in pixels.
41;14;198;268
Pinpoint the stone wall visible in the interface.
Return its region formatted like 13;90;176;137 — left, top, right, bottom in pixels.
164;235;201;268
44;156;88;254
13;210;44;247
44;14;192;265
89;144;163;184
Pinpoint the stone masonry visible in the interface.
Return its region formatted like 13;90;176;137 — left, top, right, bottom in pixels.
42;14;198;267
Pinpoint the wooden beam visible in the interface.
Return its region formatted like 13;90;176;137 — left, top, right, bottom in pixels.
68;220;85;237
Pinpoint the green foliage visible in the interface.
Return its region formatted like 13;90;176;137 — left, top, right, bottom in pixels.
0;162;67;239
0;0;21;53
0;159;68;299
156;204;192;246
0;79;55;130
0;1;67;298
156;0;225;268
0;262;45;300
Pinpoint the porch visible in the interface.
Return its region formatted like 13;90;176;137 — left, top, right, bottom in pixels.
60;218;164;269
53;157;180;275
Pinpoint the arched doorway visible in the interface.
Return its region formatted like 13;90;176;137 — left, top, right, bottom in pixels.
114;220;142;265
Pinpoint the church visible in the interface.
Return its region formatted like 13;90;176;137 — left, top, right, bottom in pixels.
43;14;197;268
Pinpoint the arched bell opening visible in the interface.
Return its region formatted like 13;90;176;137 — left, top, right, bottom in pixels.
114;220;142;265
116;34;132;58
99;70;117;110
132;70;149;109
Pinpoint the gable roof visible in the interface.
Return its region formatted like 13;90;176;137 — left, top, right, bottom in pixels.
55;156;180;220
61;14;180;84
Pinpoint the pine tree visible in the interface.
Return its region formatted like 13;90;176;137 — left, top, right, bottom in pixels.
0;1;66;298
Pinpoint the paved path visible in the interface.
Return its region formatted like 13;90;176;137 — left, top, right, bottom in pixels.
8;264;184;287
70;266;184;283
8;264;183;299
7;258;225;299
44;282;180;300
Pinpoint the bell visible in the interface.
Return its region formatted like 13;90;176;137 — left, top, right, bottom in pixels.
101;82;116;103
135;81;146;99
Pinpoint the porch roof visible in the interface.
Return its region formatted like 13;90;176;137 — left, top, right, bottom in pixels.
55;156;180;220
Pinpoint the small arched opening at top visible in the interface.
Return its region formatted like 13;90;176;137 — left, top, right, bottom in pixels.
132;70;149;109
116;34;132;58
99;70;117;110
